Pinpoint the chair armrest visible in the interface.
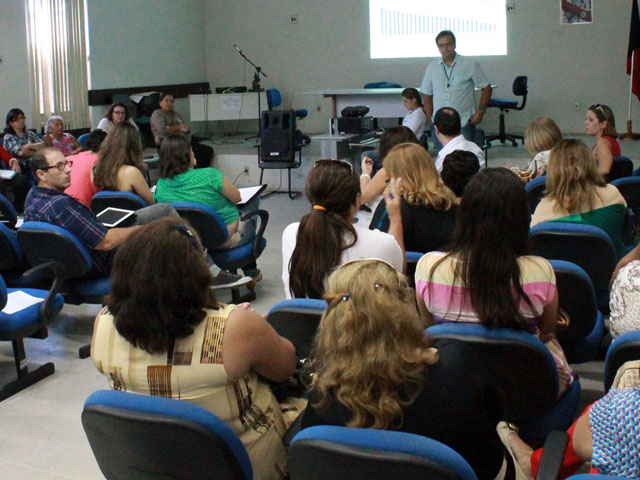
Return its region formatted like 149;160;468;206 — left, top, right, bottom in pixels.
240;209;269;258
535;430;569;480
23;261;65;324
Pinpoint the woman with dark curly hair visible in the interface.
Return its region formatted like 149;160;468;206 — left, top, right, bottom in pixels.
302;259;508;479
91;217;306;480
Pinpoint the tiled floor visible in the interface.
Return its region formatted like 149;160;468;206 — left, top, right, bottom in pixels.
0;132;637;478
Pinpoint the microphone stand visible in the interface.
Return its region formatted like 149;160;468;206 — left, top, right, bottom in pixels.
234;46;268;142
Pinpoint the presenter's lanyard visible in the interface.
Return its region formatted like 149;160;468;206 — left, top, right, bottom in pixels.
442;63;455;89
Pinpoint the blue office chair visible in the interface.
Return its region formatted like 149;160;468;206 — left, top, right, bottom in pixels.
77;133;91;149
405;251;423;288
171;202;268;302
525;175;546;214
0;222;50;288
567;475;635;479
266;88;308;120
267;298;327;361
18;221;111;358
0;192;18;227
427;323;581;442
290;425;567;480
608;156;633;182
529;222;617;313
90;191;149;215
485;76;528;147
363;81;403;89
0;272;64;401
290;426;477;480
603;330;640;392
82;390;252;480
611;176;640;229
550;260;604;363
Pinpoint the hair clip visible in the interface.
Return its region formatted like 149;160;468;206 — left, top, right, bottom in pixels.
374;282;382;289
173;224;200;250
341;293;350;302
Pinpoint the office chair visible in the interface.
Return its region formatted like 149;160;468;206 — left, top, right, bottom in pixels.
290;426;568;480
607;156;633;182
0;192;18;227
529;222;618;313
525;176;546;214
603;330;640;392
427;323;581;442
266;88;308;120
405;251;423;288
550;260;604;363
611;176;640;227
82;389;252;480
0;271;64;401
90;191;149;215
266;299;326;361
77;133;91;149
18;221;111;358
485;76;528;147
363;81;403;89
171;202;268;303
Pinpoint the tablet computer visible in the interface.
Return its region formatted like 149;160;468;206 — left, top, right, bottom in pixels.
96;207;136;228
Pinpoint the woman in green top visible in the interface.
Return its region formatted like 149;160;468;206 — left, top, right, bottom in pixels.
154;134;254;251
531;139;627;258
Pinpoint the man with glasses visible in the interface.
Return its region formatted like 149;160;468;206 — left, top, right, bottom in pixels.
23;148;176;276
420;30;492;150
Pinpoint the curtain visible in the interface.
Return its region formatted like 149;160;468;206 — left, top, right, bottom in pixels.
25;0;89;130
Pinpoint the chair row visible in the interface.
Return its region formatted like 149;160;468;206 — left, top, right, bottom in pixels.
82;388;572;480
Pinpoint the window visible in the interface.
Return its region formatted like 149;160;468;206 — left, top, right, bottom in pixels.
25;0;89;130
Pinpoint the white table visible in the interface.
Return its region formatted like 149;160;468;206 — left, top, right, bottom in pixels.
189;92;268;121
304;88;414;118
312;133;358;159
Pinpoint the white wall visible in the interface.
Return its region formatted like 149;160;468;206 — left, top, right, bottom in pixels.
0;3;33;130
87;0;207;127
203;0;638;135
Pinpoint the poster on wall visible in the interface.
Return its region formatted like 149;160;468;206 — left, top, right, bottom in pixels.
561;0;592;24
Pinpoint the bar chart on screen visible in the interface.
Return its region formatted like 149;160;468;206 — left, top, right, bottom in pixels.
369;0;507;58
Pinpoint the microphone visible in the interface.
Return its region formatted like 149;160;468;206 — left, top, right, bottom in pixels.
233;44;241;52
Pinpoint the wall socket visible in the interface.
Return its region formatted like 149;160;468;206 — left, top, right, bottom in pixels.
573;101;581;111
506;3;515;12
289;14;298;24
243;167;250;176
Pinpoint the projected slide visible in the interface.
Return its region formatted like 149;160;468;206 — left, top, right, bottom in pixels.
370;0;507;58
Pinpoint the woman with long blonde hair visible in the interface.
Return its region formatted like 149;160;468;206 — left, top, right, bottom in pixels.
92;123;154;205
531;138;626;257
509;117;562;182
383;142;458;253
302;259;507;480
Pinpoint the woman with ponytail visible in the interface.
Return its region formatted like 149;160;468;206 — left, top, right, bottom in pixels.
282;159;403;299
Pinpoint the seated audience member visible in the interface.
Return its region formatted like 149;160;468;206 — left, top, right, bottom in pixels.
43;115;81;156
360;126;420;204
383;143;458;253
301;259;508;480
585;104;620;178
416;168;574;397
282;160;403;299
92;123;154;205
3;108;45;161
508;117;562;182
433;107;484;172
609;242;640;338
96;102;138;134
91;217;305;480
440;150;480;200
65;130;107;207
506;386;640;478
531;139;627;258
401;88;427;140
150;93;213;168
24;148;177;276
154;134;261;280
0;143;30;213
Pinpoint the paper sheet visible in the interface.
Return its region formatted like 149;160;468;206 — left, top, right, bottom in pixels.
238;185;265;205
2;290;44;314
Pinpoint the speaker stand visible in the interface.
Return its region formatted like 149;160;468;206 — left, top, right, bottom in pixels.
259;165;301;200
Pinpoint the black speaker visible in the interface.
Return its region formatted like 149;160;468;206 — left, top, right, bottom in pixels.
260;110;295;163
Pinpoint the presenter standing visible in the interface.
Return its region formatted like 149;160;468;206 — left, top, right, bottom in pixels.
421;30;492;150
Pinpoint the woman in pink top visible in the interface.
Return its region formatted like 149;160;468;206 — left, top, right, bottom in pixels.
585;104;620;177
65;130;107;207
44;116;81;156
